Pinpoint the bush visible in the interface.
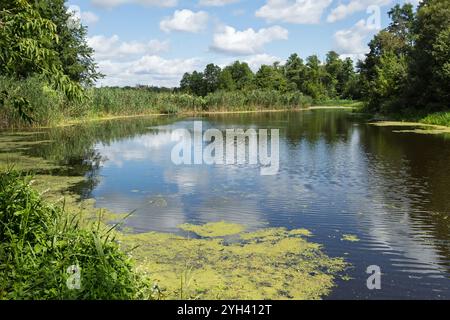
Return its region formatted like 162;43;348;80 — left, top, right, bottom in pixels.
0;171;146;300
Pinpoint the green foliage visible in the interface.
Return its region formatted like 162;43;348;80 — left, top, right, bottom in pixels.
360;1;450;114
0;170;148;300
0;76;81;127
255;64;287;92
181;54;358;103
420;111;450;127
33;0;103;86
0;0;83;100
409;0;450;109
0;0;102;123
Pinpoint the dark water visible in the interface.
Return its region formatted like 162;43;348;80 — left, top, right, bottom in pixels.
3;109;450;299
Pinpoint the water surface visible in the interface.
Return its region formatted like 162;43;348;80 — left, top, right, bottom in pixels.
3;109;450;299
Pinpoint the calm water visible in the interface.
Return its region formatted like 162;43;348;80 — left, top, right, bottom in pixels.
3;109;450;299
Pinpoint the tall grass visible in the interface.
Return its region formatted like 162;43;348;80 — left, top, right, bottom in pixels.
0;76;312;128
420;111;450;127
0;170;150;300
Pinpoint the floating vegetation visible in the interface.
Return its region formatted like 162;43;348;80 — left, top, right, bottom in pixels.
369;121;450;135
341;234;360;242
179;221;245;238
121;222;347;300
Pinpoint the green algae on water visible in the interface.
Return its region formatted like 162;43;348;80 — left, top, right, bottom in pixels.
179;221;245;237
120;222;347;300
341;234;360;242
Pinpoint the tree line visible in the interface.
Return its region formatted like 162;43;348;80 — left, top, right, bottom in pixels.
181;0;449;115
180;53;361;101
359;0;449;114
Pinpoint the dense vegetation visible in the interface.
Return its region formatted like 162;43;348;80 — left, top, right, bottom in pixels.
180;53;360;102
359;1;450;116
0;170;152;299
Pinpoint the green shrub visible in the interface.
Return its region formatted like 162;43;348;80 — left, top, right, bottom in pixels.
420;111;450;127
0;171;147;300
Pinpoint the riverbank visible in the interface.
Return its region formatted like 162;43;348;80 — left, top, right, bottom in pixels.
366;110;450;134
1;103;360;131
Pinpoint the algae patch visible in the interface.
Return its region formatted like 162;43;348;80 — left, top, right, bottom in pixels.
179;221;245;237
369;121;450;135
120;222;347;300
341;234;360;242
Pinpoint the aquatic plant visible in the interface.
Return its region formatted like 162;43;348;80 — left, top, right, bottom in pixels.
122;222;347;300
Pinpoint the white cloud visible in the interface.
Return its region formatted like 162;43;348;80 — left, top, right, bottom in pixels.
199;0;240;6
67;5;99;25
160;10;209;33
211;25;288;55
256;0;332;24
217;53;282;72
327;0;392;23
333;19;379;60
88;35;169;60
96;55;201;87
91;0;177;8
244;54;282;71
87;34;192;87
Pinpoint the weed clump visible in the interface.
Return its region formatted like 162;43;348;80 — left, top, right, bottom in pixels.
0;171;148;300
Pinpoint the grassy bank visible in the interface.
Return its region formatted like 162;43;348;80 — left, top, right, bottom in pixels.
365;109;450;129
0;170;153;300
0;76;313;129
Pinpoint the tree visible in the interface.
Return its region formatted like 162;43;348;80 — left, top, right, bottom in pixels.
387;3;415;48
179;71;207;96
0;0;83;121
359;3;417;112
0;0;101;87
224;61;254;91
324;51;342;97
303;55;327;100
34;0;103;86
218;68;235;91
203;64;221;94
284;53;306;91
255;64;287;92
408;0;450;109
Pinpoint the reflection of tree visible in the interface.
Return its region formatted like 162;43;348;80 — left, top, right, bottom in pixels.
358;124;450;270
206;109;354;147
16;116;178;198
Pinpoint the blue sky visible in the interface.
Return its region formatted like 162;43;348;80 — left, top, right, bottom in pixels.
66;0;420;87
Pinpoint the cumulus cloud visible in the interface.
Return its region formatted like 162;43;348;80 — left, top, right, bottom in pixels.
244;54;282;71
199;0;240;6
160;10;209;33
87;34;193;87
211;25;288;55
67;5;99;25
333;19;379;60
96;56;201;87
91;0;177;8
217;53;282;72
88;35;169;60
255;0;332;24
327;0;392;23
